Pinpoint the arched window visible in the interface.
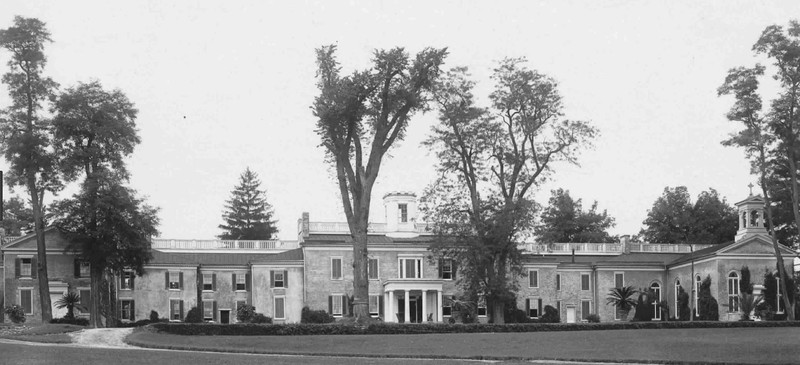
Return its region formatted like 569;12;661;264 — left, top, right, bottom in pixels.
675;278;681;318
741;211;748;228
750;210;759;227
728;271;740;313
651;282;661;320
695;275;702;317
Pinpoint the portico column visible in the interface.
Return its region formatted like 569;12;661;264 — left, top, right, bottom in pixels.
437;290;443;322
404;290;410;323
421;290;428;322
388;291;395;323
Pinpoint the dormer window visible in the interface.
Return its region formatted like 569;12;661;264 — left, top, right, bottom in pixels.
399;204;408;223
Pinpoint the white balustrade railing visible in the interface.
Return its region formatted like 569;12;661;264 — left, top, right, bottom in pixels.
524;242;714;254
151;239;283;250
307;221;433;234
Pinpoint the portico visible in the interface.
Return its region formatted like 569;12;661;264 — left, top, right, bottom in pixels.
383;279;444;323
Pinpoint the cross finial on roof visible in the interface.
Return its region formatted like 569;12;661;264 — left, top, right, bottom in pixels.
748;183;754;196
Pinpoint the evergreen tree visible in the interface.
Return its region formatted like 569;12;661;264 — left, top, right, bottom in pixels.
536;189;616;243
219;168;277;240
640;186;737;244
1;197;34;236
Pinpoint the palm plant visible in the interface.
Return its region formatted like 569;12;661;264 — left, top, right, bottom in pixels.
606;286;638;321
54;292;87;319
739;292;763;321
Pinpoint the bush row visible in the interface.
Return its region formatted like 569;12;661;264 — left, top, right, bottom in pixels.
49;317;89;326
150;319;800;336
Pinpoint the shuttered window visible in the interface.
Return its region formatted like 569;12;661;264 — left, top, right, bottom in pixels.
331;258;342;280
20;289;32;314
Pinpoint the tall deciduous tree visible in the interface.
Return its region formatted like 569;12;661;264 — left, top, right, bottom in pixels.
0;16;61;321
51;80;153;327
718;21;797;319
2;196;34;236
536;188;615;243
313;45;447;321
423;62;597;323
640;187;736;244
219;167;278;240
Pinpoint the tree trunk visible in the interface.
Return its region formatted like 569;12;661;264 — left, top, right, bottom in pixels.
491;300;505;324
759;167;795;320
30;185;52;322
90;265;104;327
351;224;370;322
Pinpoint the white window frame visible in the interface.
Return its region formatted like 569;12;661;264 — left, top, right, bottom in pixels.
528;298;540;318
614;272;624;288
727;271;740;313
121;299;134;321
203;300;214;321
331;257;343;280
368;258;379;280
694;275;701;317
581;273;590;291
236;274;246;291
477;297;487;317
442;295;453;317
18;288;33;315
121;271;134;290
398;257;423;279
274;271;285;288
368;294;380;316
651;282;661;320
399;203;408;223
20;257;32;277
675;278;681;318
331;294;344;317
528;270;539;288
203;273;213;291
169;271;180;290
170;299;182;321
274;296;286;320
441;259;453;280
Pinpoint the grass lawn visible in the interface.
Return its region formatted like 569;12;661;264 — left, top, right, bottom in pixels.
128;326;800;364
0;323;84;344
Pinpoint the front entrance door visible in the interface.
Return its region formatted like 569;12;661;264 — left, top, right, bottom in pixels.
397;295;423;323
220;310;230;324
566;306;576;323
397;298;405;323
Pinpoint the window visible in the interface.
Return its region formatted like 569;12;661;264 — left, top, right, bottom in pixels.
78;289;91;314
19;289;32;315
168;272;181;290
581;300;591;320
78;261;90;277
440;259;453;280
121;300;134;321
399;257;422;279
614;273;624;288
727;272;740;313
528;270;539;288
581;274;590;291
526;298;542;318
273;271;285;288
203;273;215;291
235;274;246;291
170;300;183;321
651;282;661;320
21;258;32;277
331;294;343;316
121;271;134;290
368;258;379;280
203;300;214;321
776;276;783;314
369;295;380;316
477;297;487;317
556;301;561;316
399;203;408;223
556;274;561;291
331;258;343;280
442;295;453;316
695;275;701;317
274;297;285;320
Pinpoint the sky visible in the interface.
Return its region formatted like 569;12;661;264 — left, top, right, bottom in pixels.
2;1;799;241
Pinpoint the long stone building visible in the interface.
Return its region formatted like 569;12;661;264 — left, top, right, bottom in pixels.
1;192;795;324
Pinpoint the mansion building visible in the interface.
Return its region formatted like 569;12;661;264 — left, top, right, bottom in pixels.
1;192;796;324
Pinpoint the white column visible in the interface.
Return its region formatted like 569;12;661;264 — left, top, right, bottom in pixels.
437;290;443;322
388;291;395;323
421;290;428;322
404;290;410;323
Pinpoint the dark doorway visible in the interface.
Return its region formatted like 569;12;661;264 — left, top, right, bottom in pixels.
397;298;405;323
220;310;230;324
398;296;423;323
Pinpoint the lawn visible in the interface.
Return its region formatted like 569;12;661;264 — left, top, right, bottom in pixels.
128;326;800;364
0;323;84;343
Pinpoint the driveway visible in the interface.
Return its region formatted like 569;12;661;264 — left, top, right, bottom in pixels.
69;328;134;348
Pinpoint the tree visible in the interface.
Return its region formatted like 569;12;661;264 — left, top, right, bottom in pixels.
218;167;278;240
640;187;737;244
54;292;85;320
696;275;719;321
536;188;615;243
51;80;156;327
312;45;447;321
0;16;62;322
606;286;638;321
1;196;34;236
423;61;597;323
718;22;797;319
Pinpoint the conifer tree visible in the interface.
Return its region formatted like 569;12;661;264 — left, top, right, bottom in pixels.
219;168;278;240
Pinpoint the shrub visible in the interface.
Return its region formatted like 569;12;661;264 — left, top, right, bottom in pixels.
237;304;257;323
50;317;89;326
586;314;601;323
540;305;560;323
150;310;160;322
677;286;690;321
184;307;203;323
4;305;26;324
251;313;272;324
632;289;657;321
301;306;335;324
54;292;85;320
606;286;637;320
697;275;719;321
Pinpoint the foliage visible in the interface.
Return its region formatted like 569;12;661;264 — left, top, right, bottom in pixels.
696;275;719;321
640;187;737;244
218;167;278;240
184;307;203;323
0;15;62;322
1;197;34;236
606;286;638;311
49;317;89;326
149;310;159;322
677;286;690;321
585;314;601;323
423;60;597;324
301;306;335;324
236;303;257;323
761;268;795;315
739;293;762;321
535;189;616;243
115;318;168;328
632;289;656;322
540;305;560;323
312;45;447;322
740;266;753;295
251;313;272;324
54;292;86;320
4;305;26;324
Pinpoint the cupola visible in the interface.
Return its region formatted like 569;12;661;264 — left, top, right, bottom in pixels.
734;186;768;242
383;191;417;236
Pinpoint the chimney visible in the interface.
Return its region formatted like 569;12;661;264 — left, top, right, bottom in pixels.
297;212;310;241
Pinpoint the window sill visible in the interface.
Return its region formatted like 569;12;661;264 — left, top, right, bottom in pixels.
120;288;132;291
202;290;214;293
168;288;181;291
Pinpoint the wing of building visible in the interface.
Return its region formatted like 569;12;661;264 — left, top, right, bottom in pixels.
1;192;796;324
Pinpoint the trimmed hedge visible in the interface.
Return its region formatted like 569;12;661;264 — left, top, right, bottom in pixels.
50;317;89;326
149;319;800;336
117;318;169;328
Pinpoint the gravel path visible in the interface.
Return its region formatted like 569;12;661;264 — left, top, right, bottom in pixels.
69;328;135;348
